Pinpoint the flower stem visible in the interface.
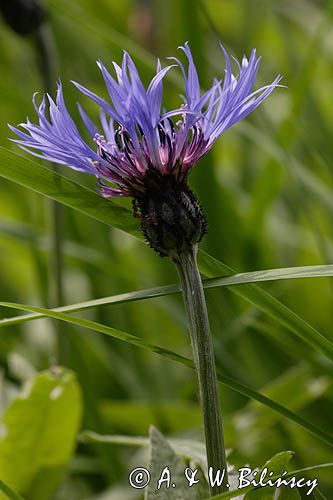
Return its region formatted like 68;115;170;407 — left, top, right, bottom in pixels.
173;246;228;496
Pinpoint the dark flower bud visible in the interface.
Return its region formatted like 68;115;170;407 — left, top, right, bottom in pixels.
133;171;207;258
0;0;46;36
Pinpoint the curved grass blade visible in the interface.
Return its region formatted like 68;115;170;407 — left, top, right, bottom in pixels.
0;480;25;500
1;264;333;327
208;463;333;500
0;146;332;362
0;148;140;237
198;251;333;362
1;263;333;348
0;300;332;448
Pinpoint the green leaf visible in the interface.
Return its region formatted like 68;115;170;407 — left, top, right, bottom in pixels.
145;426;208;499
0;300;332;449
0;147;332;364
0;368;82;500
257;451;295;476
0;481;25;500
244;451;295;499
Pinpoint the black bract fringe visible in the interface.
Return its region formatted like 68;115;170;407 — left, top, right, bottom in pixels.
132;171;207;257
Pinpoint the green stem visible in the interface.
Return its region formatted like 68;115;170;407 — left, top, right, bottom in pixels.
173;246;228;496
34;19;67;361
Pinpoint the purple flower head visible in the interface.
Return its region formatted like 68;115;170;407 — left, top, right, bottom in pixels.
9;43;281;199
9;43;282;256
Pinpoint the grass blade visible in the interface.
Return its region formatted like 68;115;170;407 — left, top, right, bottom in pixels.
0;300;332;448
1;263;333;360
0;264;332;327
198;251;333;362
0;480;25;500
0;147;139;237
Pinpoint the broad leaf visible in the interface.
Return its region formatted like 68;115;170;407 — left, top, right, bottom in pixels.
243;451;296;499
0;368;82;500
145;426;208;499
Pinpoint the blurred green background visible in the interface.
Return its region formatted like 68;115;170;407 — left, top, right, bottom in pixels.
0;0;333;498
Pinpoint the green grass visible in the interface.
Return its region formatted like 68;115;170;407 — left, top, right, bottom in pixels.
0;0;333;498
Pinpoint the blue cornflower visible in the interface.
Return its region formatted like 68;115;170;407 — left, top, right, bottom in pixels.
10;43;281;255
10;42;281;196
